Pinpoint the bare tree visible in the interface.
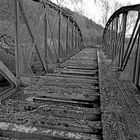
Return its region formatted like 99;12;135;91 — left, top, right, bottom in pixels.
94;0;136;29
55;0;65;5
53;0;83;14
113;0;123;11
94;0;110;26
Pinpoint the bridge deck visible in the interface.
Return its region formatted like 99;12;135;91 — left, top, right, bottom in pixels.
0;47;102;140
0;47;140;140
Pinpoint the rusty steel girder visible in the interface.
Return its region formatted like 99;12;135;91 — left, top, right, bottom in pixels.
102;4;140;87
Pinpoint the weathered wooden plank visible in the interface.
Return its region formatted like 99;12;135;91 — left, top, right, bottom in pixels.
61;70;98;77
0;122;99;140
64;66;98;70
33;97;99;108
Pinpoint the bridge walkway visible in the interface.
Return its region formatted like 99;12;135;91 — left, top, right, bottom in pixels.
0;47;102;140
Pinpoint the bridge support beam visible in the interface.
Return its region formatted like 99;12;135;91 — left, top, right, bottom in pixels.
66;17;69;58
58;11;61;63
132;32;140;85
118;12;127;70
14;0;20;79
44;12;49;72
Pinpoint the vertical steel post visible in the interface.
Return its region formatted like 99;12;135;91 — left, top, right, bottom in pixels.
119;12;127;69
114;16;119;57
69;22;72;57
73;25;76;54
103;33;106;52
79;34;81;51
79;35;81;51
135;50;140;86
77;32;79;51
75;26;77;53
103;30;107;53
102;31;105;52
66;17;69;58
107;26;111;55
107;27;111;55
133;32;140;85
106;29;109;52
117;16;124;68
58;10;61;63
71;22;74;55
110;21;114;59
112;20;117;60
44;12;48;71
76;29;78;52
69;23;71;57
78;32;80;51
14;0;20;78
77;30;79;52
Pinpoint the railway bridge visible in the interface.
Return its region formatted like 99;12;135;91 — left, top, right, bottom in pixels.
0;0;140;140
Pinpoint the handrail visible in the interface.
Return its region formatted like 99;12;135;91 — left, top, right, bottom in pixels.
102;4;140;87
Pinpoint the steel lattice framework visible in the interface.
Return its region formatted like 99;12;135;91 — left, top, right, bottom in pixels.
102;4;140;87
14;0;83;78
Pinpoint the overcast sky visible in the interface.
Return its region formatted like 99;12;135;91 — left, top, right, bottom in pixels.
82;0;140;23
52;0;140;24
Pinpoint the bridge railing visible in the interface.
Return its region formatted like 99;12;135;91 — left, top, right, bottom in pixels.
14;0;83;78
102;4;140;88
